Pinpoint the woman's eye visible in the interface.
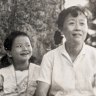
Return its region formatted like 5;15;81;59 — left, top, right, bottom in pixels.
69;22;75;25
80;22;85;25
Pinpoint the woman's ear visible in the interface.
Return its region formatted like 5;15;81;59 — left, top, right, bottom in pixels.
61;31;64;36
6;51;12;58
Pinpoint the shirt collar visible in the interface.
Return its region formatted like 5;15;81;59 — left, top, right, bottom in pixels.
59;43;86;57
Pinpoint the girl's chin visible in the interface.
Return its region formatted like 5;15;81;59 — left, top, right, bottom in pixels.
17;58;30;62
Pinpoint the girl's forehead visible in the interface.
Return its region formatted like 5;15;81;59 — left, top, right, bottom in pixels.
14;36;30;43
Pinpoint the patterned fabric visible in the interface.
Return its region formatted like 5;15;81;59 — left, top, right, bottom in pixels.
0;63;40;96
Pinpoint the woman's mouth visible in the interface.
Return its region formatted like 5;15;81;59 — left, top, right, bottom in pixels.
72;33;82;37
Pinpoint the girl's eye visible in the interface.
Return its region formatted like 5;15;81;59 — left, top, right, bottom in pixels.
16;45;22;48
27;44;30;47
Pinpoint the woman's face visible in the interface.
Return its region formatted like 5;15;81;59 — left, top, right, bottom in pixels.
10;36;32;62
62;12;88;45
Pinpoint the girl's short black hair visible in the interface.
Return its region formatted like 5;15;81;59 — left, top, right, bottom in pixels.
0;31;30;68
57;5;92;30
4;31;30;51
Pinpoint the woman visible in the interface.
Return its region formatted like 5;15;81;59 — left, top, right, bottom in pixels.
36;6;96;96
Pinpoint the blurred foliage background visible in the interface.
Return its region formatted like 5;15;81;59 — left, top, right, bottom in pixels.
0;0;96;64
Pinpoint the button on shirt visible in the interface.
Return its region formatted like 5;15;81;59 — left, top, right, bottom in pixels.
38;44;96;96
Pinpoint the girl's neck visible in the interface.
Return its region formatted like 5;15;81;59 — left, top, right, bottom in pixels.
13;60;30;71
65;42;83;62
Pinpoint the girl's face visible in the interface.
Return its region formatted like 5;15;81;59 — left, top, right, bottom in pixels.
62;12;88;45
10;36;32;62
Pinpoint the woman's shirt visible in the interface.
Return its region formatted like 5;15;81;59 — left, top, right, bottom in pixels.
38;44;96;96
0;63;40;96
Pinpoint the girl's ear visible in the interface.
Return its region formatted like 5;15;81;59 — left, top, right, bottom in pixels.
6;51;12;58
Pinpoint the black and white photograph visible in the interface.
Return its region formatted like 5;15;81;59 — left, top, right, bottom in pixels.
0;0;96;96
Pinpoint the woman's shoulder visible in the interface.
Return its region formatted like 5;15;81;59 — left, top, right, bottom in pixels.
42;45;64;62
85;44;96;52
85;44;96;59
30;63;40;67
44;45;63;57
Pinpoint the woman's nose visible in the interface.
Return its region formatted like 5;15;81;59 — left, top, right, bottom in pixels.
75;23;81;30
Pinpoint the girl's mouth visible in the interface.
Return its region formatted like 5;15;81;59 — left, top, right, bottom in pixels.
20;52;29;55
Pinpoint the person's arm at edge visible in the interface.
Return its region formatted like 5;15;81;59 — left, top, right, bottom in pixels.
35;50;54;96
35;81;50;96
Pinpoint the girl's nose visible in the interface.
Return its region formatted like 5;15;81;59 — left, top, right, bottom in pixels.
22;46;27;50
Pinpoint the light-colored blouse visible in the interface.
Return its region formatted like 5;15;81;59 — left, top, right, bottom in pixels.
0;63;40;96
38;44;96;96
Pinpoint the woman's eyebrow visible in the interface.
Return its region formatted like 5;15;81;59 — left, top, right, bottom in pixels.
79;19;87;21
67;18;75;21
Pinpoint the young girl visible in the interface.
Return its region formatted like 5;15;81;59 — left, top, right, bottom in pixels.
0;31;40;96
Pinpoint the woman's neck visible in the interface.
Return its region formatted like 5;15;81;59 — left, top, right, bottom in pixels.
13;60;29;71
65;42;83;62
